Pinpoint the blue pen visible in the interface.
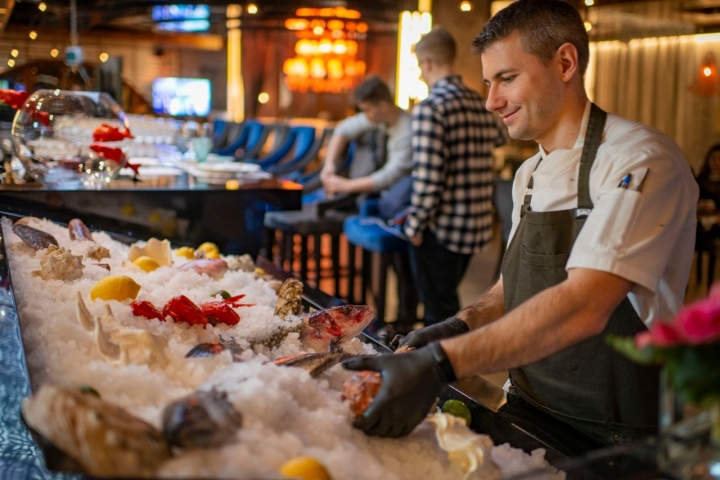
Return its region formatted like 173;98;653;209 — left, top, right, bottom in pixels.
618;174;631;189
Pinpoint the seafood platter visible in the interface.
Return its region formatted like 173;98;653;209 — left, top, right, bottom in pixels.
1;215;572;479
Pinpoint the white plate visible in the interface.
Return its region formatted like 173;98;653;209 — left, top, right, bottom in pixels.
119;166;183;177
126;157;160;166
195;162;261;173
205;154;236;163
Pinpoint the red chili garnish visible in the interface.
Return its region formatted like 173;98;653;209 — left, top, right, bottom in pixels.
130;300;164;321
200;301;240;326
0;89;30;109
162;295;208;326
92;123;134;142
216;292;255;308
89;144;125;163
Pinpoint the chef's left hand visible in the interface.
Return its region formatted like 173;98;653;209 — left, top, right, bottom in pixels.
342;342;457;438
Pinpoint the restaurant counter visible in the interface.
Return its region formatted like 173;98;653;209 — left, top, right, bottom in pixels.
0;173;302;258
0;208;673;479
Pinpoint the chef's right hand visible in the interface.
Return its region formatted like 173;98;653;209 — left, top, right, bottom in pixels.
391;316;469;351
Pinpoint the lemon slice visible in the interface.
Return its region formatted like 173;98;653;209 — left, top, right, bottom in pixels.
90;275;141;302
279;457;331;480
197;242;219;255
132;256;160;273
175;246;195;259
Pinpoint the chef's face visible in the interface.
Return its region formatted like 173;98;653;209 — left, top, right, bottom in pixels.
482;31;564;145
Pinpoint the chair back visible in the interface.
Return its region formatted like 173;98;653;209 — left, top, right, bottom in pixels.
215;120;261;156
265;126;320;174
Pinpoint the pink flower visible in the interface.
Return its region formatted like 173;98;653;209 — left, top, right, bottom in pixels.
635;322;683;349
672;296;720;344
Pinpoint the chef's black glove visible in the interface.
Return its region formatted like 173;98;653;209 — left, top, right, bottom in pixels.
390;316;469;351
342;342;457;438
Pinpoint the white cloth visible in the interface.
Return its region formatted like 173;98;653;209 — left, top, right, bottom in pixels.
333;111;413;192
508;101;699;326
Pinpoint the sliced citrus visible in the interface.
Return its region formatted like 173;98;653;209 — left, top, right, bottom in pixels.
132;256;160;273
175;246;195;259
279;456;332;480
197;242;219;253
441;399;472;426
90;275;141;302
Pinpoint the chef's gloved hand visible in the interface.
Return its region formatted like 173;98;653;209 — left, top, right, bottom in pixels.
390;316;469;351
342;342;457;438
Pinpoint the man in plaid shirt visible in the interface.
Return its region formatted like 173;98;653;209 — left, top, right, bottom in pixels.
403;27;506;326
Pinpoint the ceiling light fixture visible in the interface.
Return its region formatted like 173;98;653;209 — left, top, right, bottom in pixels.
50;48;58;58
7;58;15;67
29;30;38;40
247;4;258;14
585;0;594;6
38;2;47;11
584;22;592;32
459;1;472;12
99;52;109;62
258;92;269;104
689;52;720;96
11;48;19;58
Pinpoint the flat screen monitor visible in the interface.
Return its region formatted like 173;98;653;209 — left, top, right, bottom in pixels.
152;5;210;22
152;77;211;117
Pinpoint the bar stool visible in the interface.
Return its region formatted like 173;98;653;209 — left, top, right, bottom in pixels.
262;197;358;298
342;198;410;325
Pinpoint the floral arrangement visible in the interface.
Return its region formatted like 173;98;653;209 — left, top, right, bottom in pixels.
608;285;720;409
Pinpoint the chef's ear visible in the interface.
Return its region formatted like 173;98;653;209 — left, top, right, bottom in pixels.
555;42;581;84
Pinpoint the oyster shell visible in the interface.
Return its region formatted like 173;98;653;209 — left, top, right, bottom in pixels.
31;245;85;281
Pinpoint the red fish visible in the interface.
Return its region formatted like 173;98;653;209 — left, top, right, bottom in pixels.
299;305;373;352
93;123;134;142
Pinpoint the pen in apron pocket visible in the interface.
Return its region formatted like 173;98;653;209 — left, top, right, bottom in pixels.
618;174;632;189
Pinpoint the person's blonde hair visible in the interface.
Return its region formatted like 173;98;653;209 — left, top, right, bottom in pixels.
415;27;456;66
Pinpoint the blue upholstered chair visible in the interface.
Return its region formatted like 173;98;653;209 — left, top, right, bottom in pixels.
215;120;266;158
343;198;409;324
255;125;317;171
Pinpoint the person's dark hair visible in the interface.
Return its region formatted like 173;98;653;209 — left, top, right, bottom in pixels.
699;143;720;178
472;0;590;76
351;75;393;105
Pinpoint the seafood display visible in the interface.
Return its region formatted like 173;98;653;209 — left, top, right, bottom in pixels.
4;216;565;480
342;371;383;418
22;385;170;478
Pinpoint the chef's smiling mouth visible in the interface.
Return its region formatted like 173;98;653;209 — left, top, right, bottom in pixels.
502;109;519;123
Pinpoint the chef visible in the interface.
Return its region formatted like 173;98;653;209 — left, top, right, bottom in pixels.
343;0;699;446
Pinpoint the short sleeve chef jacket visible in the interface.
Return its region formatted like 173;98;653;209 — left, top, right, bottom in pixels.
507;101;699;326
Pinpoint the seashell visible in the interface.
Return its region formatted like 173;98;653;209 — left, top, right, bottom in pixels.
162;390;242;449
127;238;172;267
31;245;85;281
273;278;303;319
12;223;58;250
68;218;93;241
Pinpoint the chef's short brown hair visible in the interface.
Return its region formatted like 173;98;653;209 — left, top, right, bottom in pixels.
415;27;456;66
351;75;393;105
472;0;590;76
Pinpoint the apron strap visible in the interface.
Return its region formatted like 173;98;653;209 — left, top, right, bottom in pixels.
522;104;608;218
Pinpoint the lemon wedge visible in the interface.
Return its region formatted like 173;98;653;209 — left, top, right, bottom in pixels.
279;457;331;480
175;246;195;259
197;242;219;256
132;256;160;273
90;275;141;302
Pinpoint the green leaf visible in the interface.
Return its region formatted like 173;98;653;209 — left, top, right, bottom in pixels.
666;343;720;405
210;289;231;300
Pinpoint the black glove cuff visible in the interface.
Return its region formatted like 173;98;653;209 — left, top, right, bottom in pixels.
427;341;458;383
446;317;470;335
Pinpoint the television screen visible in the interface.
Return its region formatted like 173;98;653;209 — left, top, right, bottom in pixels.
152;5;210;22
152;78;211;117
156;20;210;32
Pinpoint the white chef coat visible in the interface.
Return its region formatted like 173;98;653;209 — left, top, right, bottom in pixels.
507;101;699;326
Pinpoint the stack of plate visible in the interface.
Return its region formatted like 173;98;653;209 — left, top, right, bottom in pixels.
119;158;184;178
182;161;271;185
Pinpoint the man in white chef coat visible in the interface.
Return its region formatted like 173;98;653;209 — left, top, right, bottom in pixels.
344;0;699;446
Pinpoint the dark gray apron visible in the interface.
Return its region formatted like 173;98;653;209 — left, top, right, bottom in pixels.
501;104;659;446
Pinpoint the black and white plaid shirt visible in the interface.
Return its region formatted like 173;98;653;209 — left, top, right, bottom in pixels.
404;75;505;254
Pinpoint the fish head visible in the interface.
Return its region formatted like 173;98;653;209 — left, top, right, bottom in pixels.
300;305;373;351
